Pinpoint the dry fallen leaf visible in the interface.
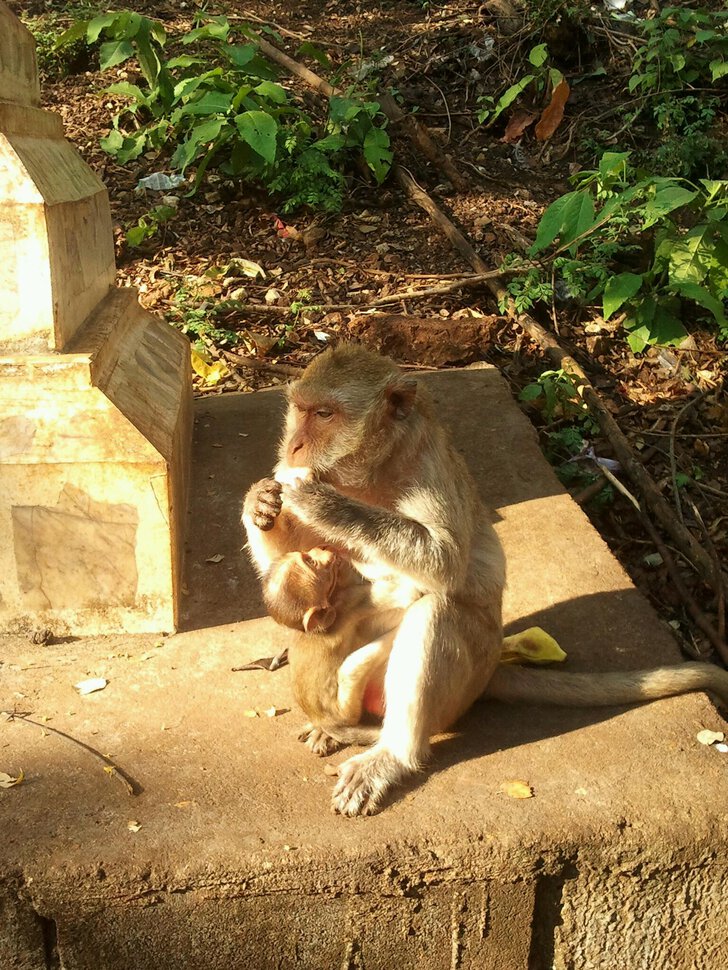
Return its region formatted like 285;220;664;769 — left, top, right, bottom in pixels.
74;677;108;695
502;108;538;144
499;780;534;799
190;350;230;387
127;820;141;832
697;729;725;746
0;769;24;789
205;554;225;564
535;79;571;141
243;709;260;718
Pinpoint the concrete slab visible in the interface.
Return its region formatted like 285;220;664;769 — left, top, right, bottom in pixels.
2;367;727;969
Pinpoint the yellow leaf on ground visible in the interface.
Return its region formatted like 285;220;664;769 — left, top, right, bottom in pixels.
190;349;230;387
0;769;24;789
499;780;534;799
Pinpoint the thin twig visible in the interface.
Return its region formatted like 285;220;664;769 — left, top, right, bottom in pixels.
669;392;704;525
223;351;303;378
8;713;139;795
639;511;728;666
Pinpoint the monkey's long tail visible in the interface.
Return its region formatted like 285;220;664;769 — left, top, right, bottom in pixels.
484;662;728;707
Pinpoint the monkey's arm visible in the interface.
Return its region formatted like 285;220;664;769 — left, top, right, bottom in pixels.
282;482;461;592
242;478;316;574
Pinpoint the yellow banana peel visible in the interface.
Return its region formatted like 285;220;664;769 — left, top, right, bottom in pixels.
501;627;567;665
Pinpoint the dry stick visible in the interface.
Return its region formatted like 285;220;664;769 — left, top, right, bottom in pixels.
250;32;468;191
219;272;511;318
247;35;719;593
669;392;704;526
639;511;728;667
9;713;139;796
224;351;303;378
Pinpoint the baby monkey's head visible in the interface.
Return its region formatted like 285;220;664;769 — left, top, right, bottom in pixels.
264;546;342;633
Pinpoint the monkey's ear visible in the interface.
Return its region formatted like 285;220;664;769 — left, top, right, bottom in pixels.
386;379;417;420
303;605;337;633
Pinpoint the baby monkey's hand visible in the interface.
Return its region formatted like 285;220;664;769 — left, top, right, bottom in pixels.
244;477;282;532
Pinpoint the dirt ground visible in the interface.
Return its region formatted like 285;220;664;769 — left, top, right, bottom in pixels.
10;0;727;666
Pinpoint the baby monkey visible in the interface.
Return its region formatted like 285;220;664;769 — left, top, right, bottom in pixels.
264;545;411;756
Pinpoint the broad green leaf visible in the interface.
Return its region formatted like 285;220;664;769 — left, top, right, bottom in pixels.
559;191;595;251
87;13;119;44
670;54;686;72
490;75;536;123
222;44;257;68
134;22;162;85
529;192;578;255
312;133;346;153
54;21;89;49
603;273;643;319
254;81;288;104
172;118;225;171
174;70;223;100
710;60;728;81
669;226;714;285
297;42;331;69
234;111;277;164
363;127;392;184
529;44;549;67
518;384;543;402
642;185;697;229
167;55;204;69
598;151;631;182
329;96;364;126
99;128;123;154
99;39;134;72
649;302;688;346
126;225;150;248
182;19;231;45
106;81;147;104
673;281;726;326
175;91;233;118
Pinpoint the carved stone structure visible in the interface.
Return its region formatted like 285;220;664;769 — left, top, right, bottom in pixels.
0;3;192;634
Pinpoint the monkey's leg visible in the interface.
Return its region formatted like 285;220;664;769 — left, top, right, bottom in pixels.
332;596;501;816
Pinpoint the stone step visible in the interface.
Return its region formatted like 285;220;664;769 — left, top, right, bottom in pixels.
2;367;726;969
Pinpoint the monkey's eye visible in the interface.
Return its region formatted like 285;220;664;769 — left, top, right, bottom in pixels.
315;409;333;420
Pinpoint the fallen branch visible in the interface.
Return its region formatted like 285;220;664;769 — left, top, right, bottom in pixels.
250;31;467;190
223;351;303;378
8;713;139;796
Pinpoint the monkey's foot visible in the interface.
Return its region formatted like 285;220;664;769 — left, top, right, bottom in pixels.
297;724;344;757
331;747;407;817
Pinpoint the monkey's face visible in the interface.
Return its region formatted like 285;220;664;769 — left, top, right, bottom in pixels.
267;546;342;633
282;347;418;480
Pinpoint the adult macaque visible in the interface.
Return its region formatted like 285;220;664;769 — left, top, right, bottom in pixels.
243;345;728;816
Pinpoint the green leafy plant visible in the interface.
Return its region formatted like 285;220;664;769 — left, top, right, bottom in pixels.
125;203;176;248
55;11;392;209
519;369;596;429
627;6;728;177
504;152;728;351
477;43;562;125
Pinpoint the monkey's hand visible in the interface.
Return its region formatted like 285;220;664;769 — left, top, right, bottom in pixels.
243;478;282;532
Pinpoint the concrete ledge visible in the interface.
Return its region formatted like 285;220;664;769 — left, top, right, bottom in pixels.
2;367;727;968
